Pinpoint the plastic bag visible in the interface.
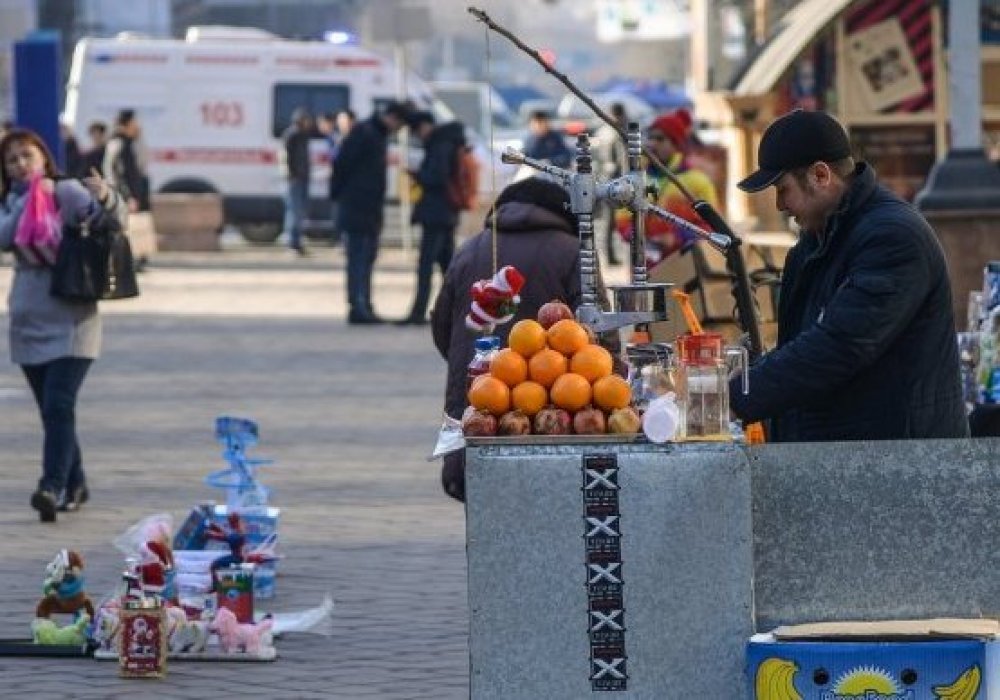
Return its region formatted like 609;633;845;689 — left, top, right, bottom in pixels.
14;174;62;266
269;593;335;637
429;413;465;460
112;513;174;561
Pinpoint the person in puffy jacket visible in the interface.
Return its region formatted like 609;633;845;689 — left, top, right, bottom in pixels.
729;110;968;442
431;177;609;501
0;128;129;521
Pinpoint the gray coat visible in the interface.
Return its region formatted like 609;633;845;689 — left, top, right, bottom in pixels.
0;179;128;365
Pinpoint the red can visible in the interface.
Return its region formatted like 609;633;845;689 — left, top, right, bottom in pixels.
215;564;254;624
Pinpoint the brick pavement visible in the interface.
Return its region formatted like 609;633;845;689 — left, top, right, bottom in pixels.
0;245;470;699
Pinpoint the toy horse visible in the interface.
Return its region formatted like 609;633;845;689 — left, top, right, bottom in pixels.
209;607;273;654
35;550;95;619
32;614;90;646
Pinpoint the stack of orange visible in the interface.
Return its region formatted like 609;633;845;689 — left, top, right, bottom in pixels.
467;315;633;434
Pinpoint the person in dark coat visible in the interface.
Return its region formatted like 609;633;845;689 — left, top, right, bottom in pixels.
80;121;108;178
104;109;149;212
330;101;411;324
729;109;968;442
398;112;467;325
431;178;588;501
522;110;572;169
281;107;313;256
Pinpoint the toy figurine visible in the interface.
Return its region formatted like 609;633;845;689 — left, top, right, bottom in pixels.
204;512;276;574
35;549;95;619
465;265;525;333
209;607;273;655
31;614;91;646
165;605;209;654
139;540;177;603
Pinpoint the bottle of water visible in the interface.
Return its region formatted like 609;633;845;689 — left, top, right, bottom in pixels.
467;336;500;394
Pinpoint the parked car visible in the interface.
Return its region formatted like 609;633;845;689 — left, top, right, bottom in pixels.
554;91;657;134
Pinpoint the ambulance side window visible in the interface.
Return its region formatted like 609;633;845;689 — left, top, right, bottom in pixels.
272;83;350;137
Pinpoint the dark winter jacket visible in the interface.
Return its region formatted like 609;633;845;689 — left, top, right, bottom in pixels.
282;124;312;182
431;201;584;419
523;130;573;169
104;133;148;210
412;121;465;230
729;163;968;442
329;115;390;234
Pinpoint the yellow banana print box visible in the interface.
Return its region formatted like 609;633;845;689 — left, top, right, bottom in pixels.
748;634;1000;699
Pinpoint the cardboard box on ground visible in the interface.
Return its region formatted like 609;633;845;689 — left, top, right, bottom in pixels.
749;619;1000;699
649;232;796;349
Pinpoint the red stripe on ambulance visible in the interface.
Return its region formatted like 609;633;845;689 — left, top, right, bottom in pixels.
152;148;277;164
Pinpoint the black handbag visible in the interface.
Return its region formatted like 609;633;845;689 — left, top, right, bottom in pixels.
50;209;140;302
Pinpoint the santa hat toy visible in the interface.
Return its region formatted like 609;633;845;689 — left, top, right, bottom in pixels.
139;540;176;600
466;265;526;333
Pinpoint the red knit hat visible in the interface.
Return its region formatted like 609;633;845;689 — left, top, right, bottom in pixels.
649;108;693;148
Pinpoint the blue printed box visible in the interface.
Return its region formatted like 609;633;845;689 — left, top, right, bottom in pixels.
748;631;1000;699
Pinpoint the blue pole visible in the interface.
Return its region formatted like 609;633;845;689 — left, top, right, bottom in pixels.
13;30;64;169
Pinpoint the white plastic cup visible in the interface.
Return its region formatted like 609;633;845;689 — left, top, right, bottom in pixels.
643;393;679;443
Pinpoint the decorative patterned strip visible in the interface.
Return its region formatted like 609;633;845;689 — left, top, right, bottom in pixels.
583;454;627;692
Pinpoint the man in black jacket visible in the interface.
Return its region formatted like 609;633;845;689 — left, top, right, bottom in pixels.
281;107;313;256
330;101;410;324
729;109;968;441
398;112;466;325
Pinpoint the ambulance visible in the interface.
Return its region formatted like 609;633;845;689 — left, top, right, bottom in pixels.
63;26;440;243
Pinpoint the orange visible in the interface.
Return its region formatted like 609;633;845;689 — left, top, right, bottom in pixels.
550;373;592;412
490;348;528;387
593;374;631;411
528;348;568;388
511;381;548;417
547;319;590;356
468;375;511;416
570;344;614;383
507;319;547;358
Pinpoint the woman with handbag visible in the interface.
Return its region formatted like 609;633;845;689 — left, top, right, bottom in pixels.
0;128;127;522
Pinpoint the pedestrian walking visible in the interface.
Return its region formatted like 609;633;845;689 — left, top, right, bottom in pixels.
79;121;108;178
104;109;149;213
281;107;313;256
729;109;968;441
329;100;411;324
398;111;467;325
431;177;588;501
60;122;83;180
522;110;572;169
594;102;628;266
0;128;128;522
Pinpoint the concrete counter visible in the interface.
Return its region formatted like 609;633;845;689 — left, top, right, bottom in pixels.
465;438;1000;699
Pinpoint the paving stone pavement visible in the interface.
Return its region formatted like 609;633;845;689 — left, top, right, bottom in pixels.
0;245;470;699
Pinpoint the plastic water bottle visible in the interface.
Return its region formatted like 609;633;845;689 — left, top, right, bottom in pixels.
467;336;500;394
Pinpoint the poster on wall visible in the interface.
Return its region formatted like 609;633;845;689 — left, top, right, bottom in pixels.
845;17;925;112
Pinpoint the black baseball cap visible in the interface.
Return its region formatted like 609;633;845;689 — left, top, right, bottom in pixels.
737;110;852;192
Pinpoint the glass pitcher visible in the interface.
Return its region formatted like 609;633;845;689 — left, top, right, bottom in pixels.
674;333;748;441
625;342;674;413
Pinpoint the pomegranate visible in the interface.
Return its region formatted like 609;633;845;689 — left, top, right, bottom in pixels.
573;406;607;435
607;406;642;434
533;406;572;435
498;410;532;436
462;409;498;437
537;300;574;330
